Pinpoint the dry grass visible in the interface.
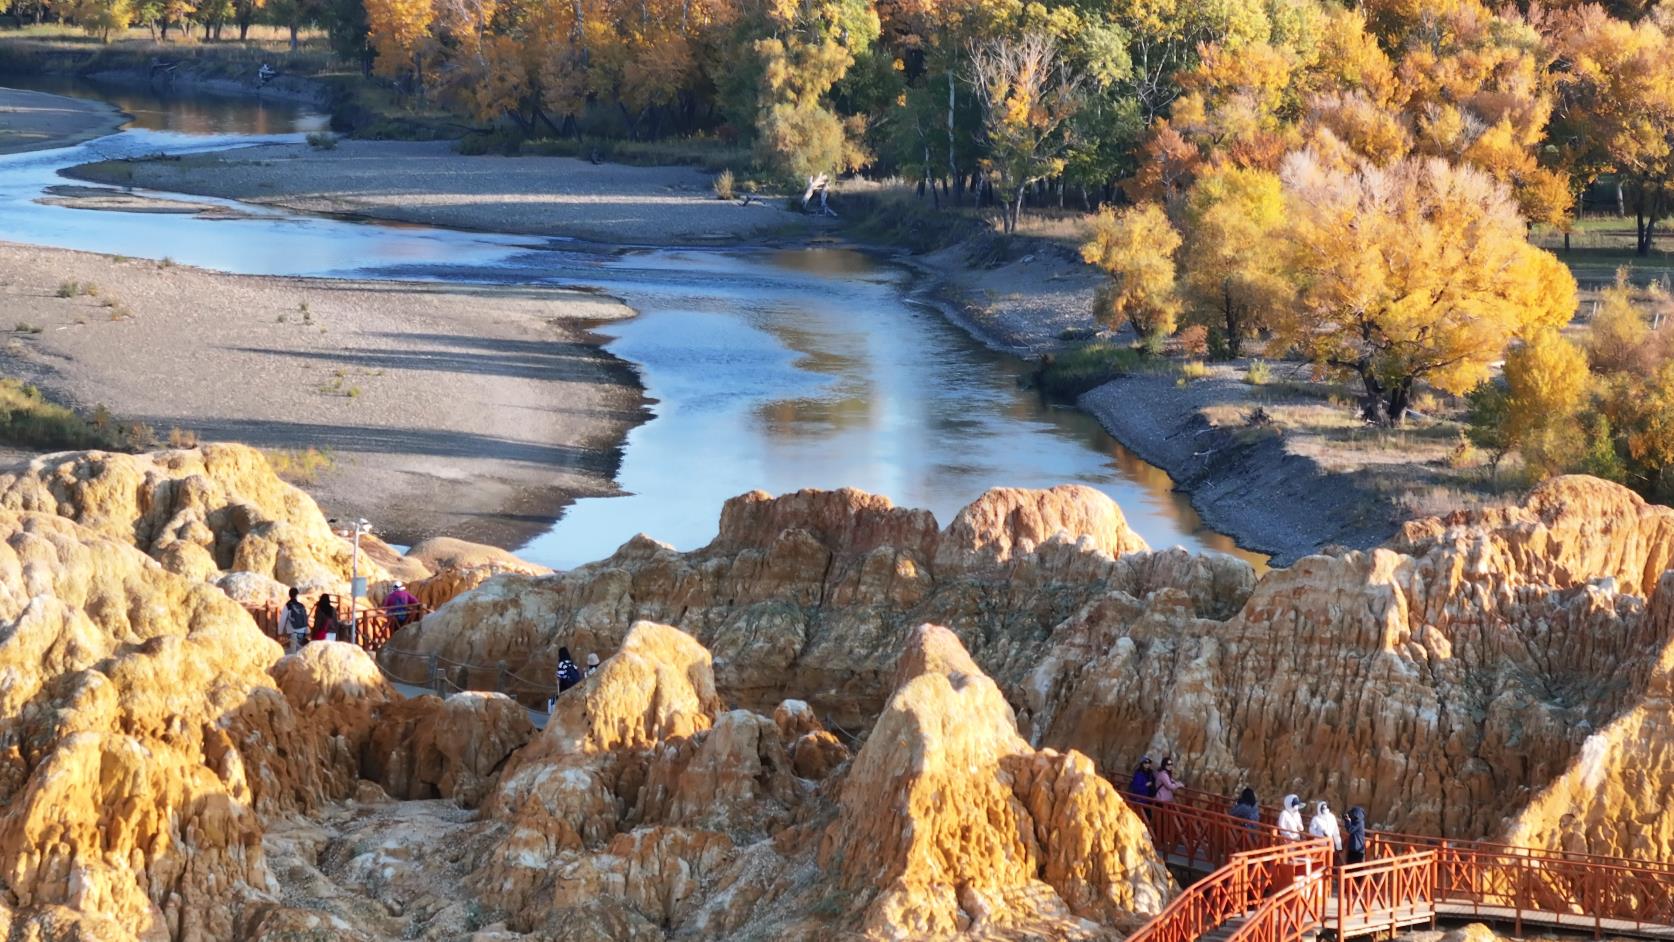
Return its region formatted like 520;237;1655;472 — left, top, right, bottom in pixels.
261;447;335;484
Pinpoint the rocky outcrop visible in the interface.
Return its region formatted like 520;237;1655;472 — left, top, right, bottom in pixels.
382;484;1245;728
0;444;381;591
468;621;1172;940
391;476;1674;862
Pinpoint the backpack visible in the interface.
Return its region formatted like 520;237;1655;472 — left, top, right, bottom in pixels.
557;660;582;691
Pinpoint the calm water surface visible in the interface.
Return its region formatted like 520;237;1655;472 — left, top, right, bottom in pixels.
0;78;1267;569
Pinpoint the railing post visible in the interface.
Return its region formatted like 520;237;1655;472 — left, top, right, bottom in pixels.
1336;857;1346;937
496;659;509;695
427;653;440;693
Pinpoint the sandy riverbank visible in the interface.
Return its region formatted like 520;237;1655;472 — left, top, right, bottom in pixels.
0;86;125;155
70;138;820;244
0;241;644;549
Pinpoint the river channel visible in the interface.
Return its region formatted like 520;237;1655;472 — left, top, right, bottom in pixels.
0;77;1267;569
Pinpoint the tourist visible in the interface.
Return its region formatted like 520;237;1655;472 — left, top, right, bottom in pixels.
1155;756;1185;802
555;646;583;694
585;652;600;677
282;587;309;652
1230;787;1262;827
311;594;339;642
1345;806;1368;865
1278;794;1305;840
1309;800;1343;853
383;581;419;625
1128;756;1157;800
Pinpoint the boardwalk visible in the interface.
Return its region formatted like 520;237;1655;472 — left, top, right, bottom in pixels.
1130;787;1674;942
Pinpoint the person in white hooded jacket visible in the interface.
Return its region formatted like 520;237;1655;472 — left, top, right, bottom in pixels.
1277;794;1305;840
1308;800;1343;852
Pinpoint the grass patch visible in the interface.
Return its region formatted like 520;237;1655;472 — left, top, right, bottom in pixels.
1245;359;1273;385
0;379;122;450
305;131;338;150
261;446;336;484
1180;360;1210;381
13;322;42;334
55;280;96;298
1036;343;1152;399
714;169;735;200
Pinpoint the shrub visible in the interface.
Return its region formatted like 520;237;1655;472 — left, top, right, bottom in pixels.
167;426;199;448
305;132;338;150
1173;324;1209;357
261;447;336;484
1036;343;1149;398
13;322;42;334
1245;359;1273;386
1180;360;1210;380
55;281;79;298
1443;431;1481;469
714;169;736;201
0;379;121;450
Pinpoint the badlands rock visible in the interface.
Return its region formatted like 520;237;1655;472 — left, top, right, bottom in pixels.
395;476;1674;860
469;621;1171;940
0;444;382;591
383;484;1241;728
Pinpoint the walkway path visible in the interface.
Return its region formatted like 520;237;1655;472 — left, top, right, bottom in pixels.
1128;787;1674;941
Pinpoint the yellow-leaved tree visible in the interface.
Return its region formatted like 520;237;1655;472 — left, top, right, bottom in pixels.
366;0;435;84
1179;164;1286;357
1081;202;1182;344
1276;151;1576;425
1502;329;1592;475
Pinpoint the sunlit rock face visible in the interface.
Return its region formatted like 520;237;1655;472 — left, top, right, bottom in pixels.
398;476;1674;860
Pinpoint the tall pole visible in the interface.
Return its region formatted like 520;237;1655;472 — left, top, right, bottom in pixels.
347;518;368;646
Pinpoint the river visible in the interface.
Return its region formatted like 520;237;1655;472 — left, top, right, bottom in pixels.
0;77;1267;570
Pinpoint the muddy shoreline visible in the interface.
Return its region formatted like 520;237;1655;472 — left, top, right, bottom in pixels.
0;85;126;155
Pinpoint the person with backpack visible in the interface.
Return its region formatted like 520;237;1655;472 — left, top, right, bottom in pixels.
382;581;419;626
282;587;309;652
555;646;583;694
1345;806;1368;865
311;594;339;642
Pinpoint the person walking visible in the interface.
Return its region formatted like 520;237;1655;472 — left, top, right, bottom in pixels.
1128;756;1158;801
1345;806;1368;865
584;652;600;677
1230;787;1261;827
1277;794;1305;840
282;587;309;652
382;581;419;626
311;594;339;642
1309;800;1343;856
1155;756;1185;802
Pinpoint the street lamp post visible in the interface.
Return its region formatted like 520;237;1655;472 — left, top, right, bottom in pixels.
346;518;370;646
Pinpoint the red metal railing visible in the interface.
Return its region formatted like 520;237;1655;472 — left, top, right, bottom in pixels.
1125;794;1335;942
1127;781;1674;940
244;595;426;653
1335;850;1436;936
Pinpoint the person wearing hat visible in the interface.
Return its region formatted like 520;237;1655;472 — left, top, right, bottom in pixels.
1278;794;1306;840
1129;756;1158;801
383;580;420;626
584;652;600;677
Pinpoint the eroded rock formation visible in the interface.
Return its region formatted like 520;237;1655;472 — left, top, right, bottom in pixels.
390;475;1674;861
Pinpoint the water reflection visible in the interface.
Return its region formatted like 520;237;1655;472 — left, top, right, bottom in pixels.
0;85;1269;572
0;73;329;135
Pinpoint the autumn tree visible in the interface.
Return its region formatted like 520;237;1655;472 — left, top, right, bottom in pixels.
366;0;434;84
968;30;1082;233
1549;6;1674;255
748;0;880;186
1179;164;1285;356
1276;151;1576;426
1081;202;1182;344
1501;329;1592;475
1586;274;1665;375
53;0;135;39
232;0;264;39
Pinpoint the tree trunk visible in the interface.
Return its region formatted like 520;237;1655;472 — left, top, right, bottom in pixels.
947;66;958;206
238;17;250;40
289;22;299;50
1223;287;1242;359
161;18;169;38
1011;185;1026;235
1617;181;1626;217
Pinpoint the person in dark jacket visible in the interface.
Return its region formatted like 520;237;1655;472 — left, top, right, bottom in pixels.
555;646;583;694
1230;787;1262;827
283;587;309;652
1345;806;1368;865
1128;756;1157;800
311;594;338;642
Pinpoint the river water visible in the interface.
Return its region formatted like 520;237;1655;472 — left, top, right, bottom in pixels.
0;77;1267;569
